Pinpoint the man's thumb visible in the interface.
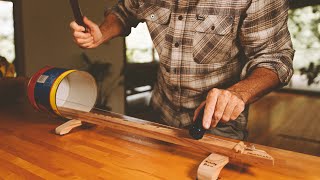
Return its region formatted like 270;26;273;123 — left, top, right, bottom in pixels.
83;16;97;30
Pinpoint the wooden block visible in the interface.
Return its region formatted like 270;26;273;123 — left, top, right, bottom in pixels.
197;153;229;180
55;119;82;135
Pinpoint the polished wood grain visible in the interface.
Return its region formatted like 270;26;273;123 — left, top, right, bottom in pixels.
0;79;320;179
2;102;320;179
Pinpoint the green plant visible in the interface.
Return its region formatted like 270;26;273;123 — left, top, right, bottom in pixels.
81;53;123;111
288;5;320;86
299;62;320;85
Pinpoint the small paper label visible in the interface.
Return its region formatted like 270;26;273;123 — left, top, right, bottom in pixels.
37;75;49;83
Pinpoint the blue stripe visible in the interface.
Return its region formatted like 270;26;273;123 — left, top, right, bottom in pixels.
34;67;67;114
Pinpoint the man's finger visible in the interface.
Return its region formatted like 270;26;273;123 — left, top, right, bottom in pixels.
70;21;85;32
73;31;92;39
211;118;220;127
203;89;219;129
86;44;97;49
76;37;94;44
221;96;238;122
83;16;97;30
193;101;206;121
230;103;245;120
211;92;230;127
80;42;94;48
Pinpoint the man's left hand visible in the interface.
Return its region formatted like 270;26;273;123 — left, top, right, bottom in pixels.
193;88;246;129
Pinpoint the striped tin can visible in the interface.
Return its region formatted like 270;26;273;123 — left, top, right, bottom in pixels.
27;66;97;117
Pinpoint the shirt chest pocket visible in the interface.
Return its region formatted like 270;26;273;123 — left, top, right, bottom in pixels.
137;4;171;57
192;14;235;64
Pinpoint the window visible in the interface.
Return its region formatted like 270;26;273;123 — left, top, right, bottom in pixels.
0;0;15;63
124;23;159;115
286;5;320;91
289;5;320;70
125;23;159;63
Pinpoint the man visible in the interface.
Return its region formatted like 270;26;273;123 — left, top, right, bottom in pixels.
70;0;294;140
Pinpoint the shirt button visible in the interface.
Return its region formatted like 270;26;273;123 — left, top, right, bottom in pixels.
178;15;183;20
150;14;155;19
211;26;215;30
174;42;180;47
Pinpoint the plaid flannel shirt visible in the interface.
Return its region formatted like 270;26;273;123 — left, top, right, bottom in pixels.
108;0;294;140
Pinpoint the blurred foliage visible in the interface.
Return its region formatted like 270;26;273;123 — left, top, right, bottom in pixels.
300;62;320;85
0;35;10;41
288;5;320;85
288;5;320;49
0;1;15;63
126;48;153;63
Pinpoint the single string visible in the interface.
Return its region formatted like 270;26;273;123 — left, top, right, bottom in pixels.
55;98;125;117
56;98;180;123
55;98;239;143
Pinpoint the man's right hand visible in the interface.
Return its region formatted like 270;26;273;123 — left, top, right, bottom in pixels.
70;16;103;49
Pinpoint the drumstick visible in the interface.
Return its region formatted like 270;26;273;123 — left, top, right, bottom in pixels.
69;0;88;32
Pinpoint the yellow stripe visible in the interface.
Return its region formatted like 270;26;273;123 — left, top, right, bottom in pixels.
49;70;76;116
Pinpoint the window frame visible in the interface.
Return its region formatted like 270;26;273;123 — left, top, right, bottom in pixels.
0;0;24;76
125;23;158;64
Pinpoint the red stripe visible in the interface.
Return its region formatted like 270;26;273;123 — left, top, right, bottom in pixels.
27;66;54;111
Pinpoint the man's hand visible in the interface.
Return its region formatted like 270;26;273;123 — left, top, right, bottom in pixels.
70;17;103;48
193;68;281;130
193;88;246;129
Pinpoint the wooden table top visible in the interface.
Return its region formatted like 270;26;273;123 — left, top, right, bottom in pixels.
0;80;319;179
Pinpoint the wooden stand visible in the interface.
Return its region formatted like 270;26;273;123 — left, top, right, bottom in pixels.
55;119;82;135
198;153;229;180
